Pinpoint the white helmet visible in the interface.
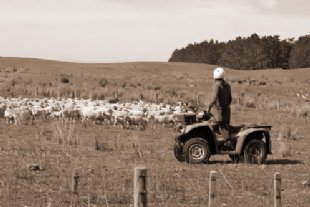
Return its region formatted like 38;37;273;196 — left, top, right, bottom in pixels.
213;67;225;79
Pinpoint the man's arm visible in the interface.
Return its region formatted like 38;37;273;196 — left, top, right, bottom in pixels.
228;84;232;105
207;83;220;111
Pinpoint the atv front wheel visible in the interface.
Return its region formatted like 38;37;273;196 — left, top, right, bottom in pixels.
183;138;211;164
174;143;185;162
244;139;267;164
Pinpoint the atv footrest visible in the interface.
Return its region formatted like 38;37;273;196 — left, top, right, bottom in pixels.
218;150;237;155
216;138;225;142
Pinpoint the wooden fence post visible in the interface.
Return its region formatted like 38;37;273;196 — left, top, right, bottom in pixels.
88;177;92;207
274;173;282;207
70;170;80;207
35;86;39;97
196;94;200;107
134;166;147;207
72;170;79;194
208;171;217;207
155;93;159;104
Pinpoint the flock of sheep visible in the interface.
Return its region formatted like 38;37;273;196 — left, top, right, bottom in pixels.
0;96;196;130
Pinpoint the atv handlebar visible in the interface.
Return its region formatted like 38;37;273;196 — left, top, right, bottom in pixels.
197;110;214;122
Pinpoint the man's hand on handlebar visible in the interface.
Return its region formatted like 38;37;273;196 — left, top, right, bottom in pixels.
206;106;211;113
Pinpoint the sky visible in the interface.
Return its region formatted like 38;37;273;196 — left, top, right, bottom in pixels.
0;0;309;63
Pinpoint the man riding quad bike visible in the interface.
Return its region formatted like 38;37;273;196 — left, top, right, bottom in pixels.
174;67;272;164
174;111;272;164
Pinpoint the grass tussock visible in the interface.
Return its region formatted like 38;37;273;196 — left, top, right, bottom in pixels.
276;126;299;157
58;123;78;146
60;76;70;84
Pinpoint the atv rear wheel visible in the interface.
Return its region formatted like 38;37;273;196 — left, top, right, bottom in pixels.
183;138;211;164
244;139;267;164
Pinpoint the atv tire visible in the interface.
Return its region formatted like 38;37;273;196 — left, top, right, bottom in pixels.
183;138;211;164
244;139;267;164
174;143;185;162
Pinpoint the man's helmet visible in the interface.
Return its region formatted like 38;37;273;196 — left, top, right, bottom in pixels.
213;67;225;79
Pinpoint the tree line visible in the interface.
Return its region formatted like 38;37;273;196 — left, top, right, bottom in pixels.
168;34;310;69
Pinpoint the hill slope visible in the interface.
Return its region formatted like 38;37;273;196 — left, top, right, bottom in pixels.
0;57;309;207
0;57;309;102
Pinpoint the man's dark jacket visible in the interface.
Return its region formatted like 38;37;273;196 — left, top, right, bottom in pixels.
207;79;232;124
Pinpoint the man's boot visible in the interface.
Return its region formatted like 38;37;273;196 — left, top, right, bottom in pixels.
224;139;234;147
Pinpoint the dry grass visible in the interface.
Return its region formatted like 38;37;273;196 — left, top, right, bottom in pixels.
1;116;309;207
0;58;309;206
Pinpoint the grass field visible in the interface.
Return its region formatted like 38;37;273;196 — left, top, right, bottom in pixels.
0;57;309;207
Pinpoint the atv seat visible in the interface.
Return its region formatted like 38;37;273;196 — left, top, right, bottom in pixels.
214;125;244;143
229;125;245;133
213;125;245;134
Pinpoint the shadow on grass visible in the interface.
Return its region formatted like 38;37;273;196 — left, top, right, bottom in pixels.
207;159;304;165
208;160;234;164
266;159;304;165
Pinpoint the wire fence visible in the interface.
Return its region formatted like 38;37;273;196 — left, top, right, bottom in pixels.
1;155;309;207
7;166;303;207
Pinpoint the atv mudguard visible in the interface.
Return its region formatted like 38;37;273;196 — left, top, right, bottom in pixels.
179;122;217;154
234;127;272;154
183;121;213;134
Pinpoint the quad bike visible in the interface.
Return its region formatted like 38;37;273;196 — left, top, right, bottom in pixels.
174;111;272;164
